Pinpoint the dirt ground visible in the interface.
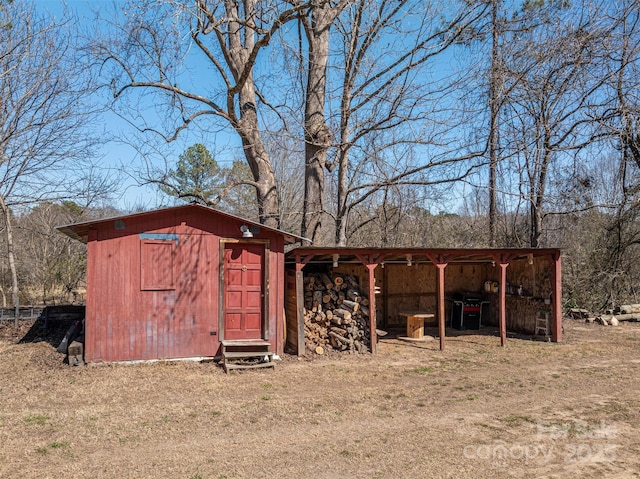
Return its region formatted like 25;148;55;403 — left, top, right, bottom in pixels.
0;319;639;479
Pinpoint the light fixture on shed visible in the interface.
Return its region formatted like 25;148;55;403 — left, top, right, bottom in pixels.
333;254;339;268
528;253;534;265
240;224;253;238
406;254;412;267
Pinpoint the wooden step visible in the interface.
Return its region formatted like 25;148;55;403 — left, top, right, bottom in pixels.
223;351;274;360
222;356;274;373
224;361;275;372
221;339;274;373
221;340;271;348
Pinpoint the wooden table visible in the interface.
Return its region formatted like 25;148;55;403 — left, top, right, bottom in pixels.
399;311;436;340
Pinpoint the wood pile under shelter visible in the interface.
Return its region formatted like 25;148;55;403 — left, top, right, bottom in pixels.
285;247;563;356
302;271;371;354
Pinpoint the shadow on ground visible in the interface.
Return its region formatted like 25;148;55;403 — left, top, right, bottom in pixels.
17;305;85;349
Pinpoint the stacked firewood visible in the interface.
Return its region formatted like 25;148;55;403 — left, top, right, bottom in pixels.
303;272;371;355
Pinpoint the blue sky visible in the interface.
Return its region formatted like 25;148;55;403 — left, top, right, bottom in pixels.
36;0;156;210
32;0;484;215
36;0;233;210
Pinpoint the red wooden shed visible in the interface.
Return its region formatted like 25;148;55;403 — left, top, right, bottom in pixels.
58;204;303;363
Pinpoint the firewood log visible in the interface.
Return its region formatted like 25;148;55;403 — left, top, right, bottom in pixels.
333;276;344;287
341;300;360;312
346;289;360;302
333;308;352;320
330;326;347;336
329;331;353;345
620;304;640;314
320;273;334;290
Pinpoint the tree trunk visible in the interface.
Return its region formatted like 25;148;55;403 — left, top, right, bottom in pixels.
301;6;336;244
335;145;350;246
236;100;280;228
223;0;280;228
530;141;552;248
488;0;501;247
0;195;19;327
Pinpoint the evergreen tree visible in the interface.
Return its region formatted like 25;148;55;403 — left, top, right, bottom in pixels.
160;144;223;205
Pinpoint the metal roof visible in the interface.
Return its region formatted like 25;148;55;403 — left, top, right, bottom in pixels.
57;203;309;245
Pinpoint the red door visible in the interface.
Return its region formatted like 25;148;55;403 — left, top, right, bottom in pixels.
223;243;265;340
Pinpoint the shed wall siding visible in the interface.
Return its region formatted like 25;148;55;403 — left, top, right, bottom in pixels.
84;208;285;362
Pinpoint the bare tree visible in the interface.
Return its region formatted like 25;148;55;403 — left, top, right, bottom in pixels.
0;2;97;324
93;0;315;229
17;202;88;305
500;0;611;247
325;0;489;246
581;0;640;308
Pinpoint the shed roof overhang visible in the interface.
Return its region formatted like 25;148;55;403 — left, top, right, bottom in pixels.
57;203;308;245
285;247;560;266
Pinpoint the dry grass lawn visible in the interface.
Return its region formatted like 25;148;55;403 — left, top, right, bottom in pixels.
0;319;639;479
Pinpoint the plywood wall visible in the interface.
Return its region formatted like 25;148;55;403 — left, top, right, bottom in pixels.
483;258;554;333
290;255;555;339
379;262;491;327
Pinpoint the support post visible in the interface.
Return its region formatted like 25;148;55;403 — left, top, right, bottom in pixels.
551;252;562;342
355;253;386;354
366;263;377;354
436;263;447;351
498;261;508;347
426;253;450;351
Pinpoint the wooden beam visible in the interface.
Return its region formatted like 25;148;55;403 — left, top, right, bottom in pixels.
352;253;387;354
498;261;508;347
365;263;377;354
295;252;314;272
489;253;514;348
425;253;450;352
551;252;563;342
435;263;446;351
